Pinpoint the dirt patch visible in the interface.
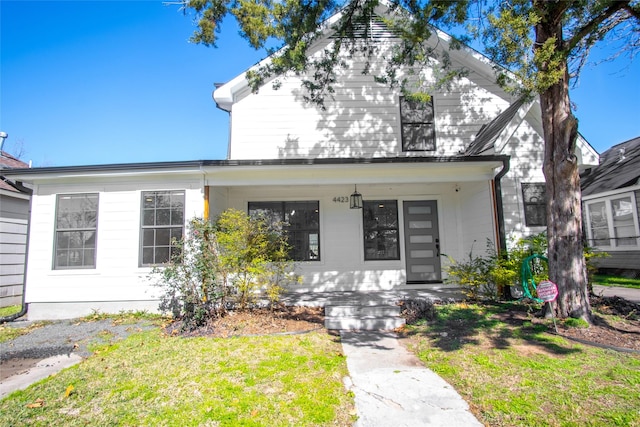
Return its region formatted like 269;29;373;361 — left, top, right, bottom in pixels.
556;295;640;351
0;358;41;381
164;306;325;338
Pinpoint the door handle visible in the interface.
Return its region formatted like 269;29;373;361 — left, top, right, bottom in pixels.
435;238;440;256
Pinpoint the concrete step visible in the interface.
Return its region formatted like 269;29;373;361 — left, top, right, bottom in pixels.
325;315;405;331
325;305;401;317
324;304;405;331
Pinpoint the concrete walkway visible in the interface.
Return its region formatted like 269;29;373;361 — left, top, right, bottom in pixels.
340;330;482;427
593;285;640;303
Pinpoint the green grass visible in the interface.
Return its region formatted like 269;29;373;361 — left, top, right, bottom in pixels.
403;302;640;426
0;328;355;426
0;305;21;317
594;274;640;289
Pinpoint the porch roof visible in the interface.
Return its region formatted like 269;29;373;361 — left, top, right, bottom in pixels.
1;155;508;185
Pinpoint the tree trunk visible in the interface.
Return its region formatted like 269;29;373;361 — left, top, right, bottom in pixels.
535;3;592;321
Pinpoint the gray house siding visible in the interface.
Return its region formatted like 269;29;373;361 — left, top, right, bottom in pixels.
0;194;29;307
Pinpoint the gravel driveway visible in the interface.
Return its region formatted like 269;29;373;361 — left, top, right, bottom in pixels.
1;318;158;381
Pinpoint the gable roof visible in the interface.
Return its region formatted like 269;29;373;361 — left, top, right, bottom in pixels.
0;151;31;195
465;97;527;155
581;136;640;196
213;3;503;112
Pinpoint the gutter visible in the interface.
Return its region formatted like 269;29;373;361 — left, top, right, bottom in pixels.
493;156;510;253
0;184;33;323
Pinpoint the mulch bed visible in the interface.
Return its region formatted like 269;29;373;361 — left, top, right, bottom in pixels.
164;305;325;338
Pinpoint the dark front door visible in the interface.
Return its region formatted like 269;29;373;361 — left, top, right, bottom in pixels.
403;200;441;283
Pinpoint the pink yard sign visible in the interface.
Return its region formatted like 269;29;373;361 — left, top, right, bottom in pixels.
536;280;559;302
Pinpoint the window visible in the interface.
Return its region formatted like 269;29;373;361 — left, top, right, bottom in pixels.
248;201;320;261
363;200;399;260
586;193;639;249
522;183;547;226
54;193;98;269
141;191;185;265
400;96;435;151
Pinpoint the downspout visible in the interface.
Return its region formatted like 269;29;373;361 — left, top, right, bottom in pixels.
0;183;33;323
493;156;510;254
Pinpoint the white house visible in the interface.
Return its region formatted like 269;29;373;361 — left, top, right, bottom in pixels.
3;6;599;319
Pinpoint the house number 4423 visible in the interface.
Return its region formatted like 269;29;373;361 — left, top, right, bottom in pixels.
333;196;349;203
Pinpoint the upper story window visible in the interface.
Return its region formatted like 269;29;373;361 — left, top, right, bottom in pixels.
400;96;435;151
522;183;547;227
363;200;400;260
585;192;639;250
248;201;320;261
140;191;185;266
54;193;98;269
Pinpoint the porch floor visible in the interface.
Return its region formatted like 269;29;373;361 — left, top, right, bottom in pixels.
280;285;465;308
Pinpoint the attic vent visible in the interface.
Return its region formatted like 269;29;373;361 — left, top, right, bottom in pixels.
330;15;400;40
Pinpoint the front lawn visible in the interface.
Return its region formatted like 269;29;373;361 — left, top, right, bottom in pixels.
400;302;640;426
594;274;640;289
0;328;355;426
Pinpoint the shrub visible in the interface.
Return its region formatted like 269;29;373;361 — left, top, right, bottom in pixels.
400;298;437;324
151;218;222;330
445;232;604;302
150;210;300;330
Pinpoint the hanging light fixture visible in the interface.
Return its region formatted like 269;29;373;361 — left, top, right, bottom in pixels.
350;185;363;209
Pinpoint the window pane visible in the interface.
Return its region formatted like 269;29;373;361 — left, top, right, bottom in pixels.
140;191;185;266
363;201;399;260
156;228;171;245
402;124;435;151
156;208;171;226
143;248;155;265
588;201;610;246
171;207;184;225
143;209;155;226
143;229;155;246
54;194;98;269
612;197;636;246
155;247;170;264
522;183;546;226
248;201;320;261
400;96;435;152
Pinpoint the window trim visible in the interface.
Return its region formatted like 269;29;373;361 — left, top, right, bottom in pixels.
522;182;547;227
584;191;640;251
139;190;186;267
399;95;436;152
53;193;99;270
248;200;321;262
362;200;400;261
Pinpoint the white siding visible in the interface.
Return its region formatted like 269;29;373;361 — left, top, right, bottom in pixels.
222;181;494;291
498;112;547;243
24;179;204;320
229;43;511;161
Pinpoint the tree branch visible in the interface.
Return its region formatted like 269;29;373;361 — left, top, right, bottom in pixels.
564;1;630;53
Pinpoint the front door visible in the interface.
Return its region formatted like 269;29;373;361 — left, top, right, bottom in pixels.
403;200;441;283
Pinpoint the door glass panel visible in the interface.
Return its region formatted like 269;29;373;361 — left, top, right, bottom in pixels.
410;235;433;243
408;206;431;214
411;250;434;258
409;220;432;229
412;265;435;273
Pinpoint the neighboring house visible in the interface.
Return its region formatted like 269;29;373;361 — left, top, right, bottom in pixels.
581;136;640;277
3;5;599;320
0;150;31;308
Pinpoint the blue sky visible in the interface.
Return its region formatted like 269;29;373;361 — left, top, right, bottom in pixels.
1;1;639;167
